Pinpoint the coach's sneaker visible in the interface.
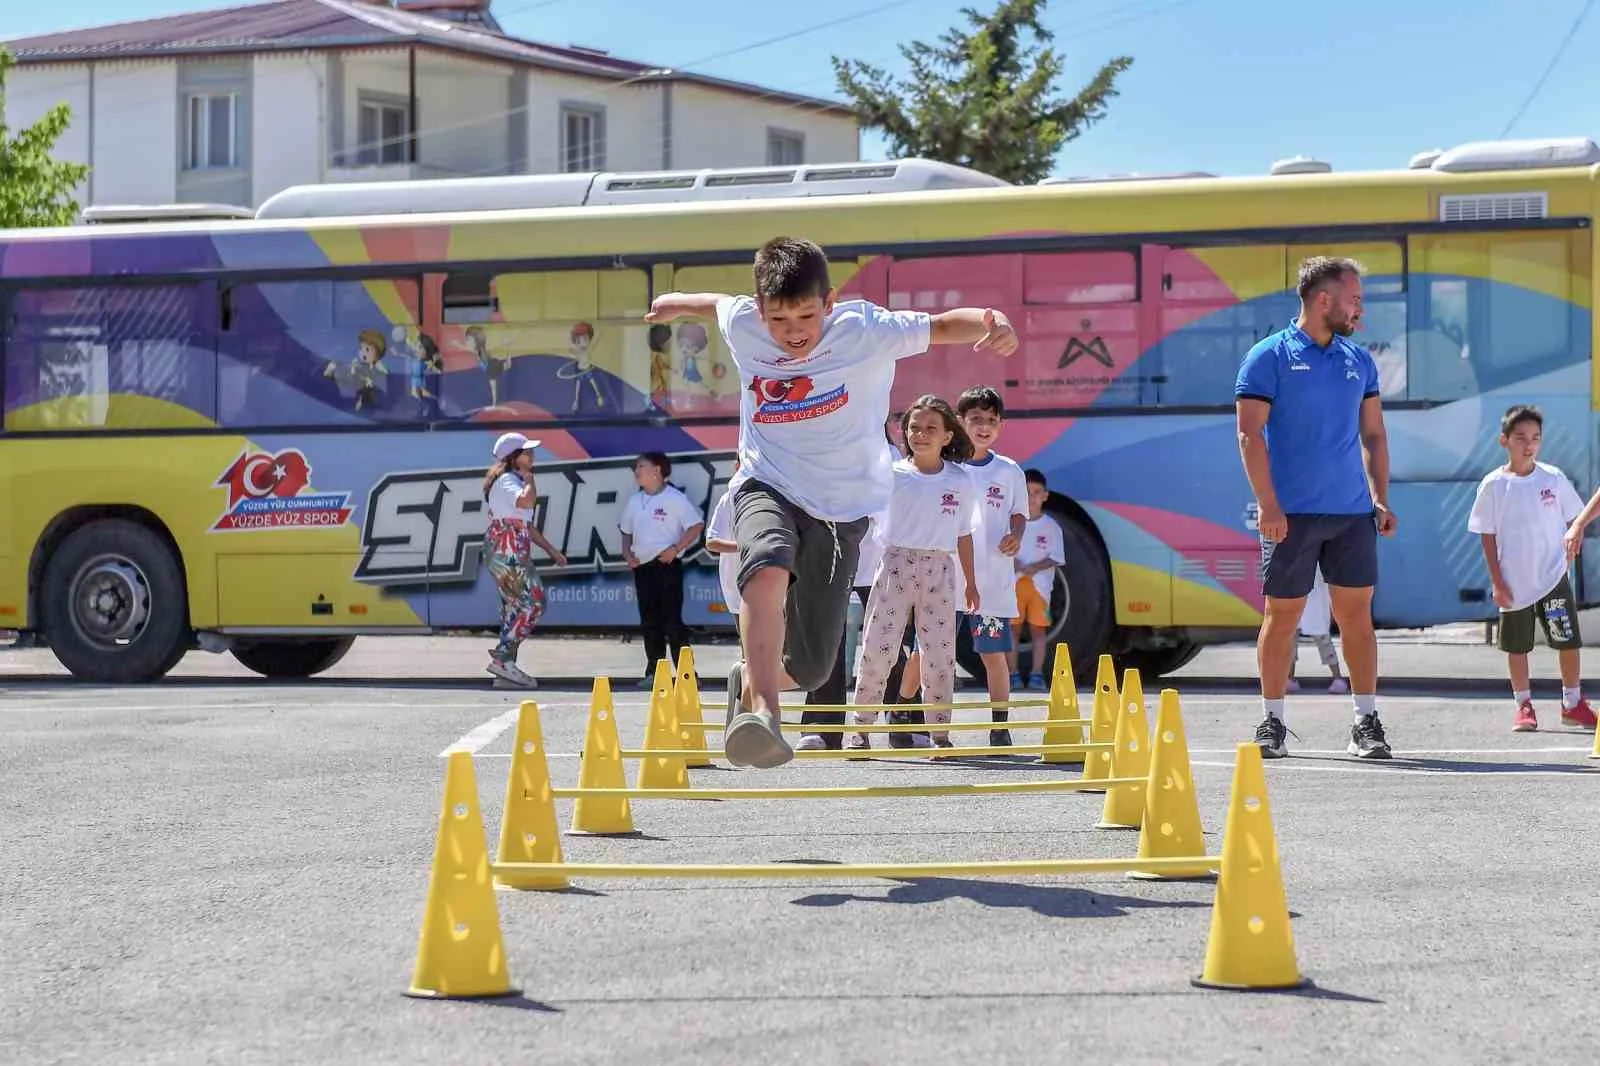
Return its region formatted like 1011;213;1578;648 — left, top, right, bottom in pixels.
1561;699;1597;729
1512;700;1538;732
1348;713;1392;759
1254;714;1289;759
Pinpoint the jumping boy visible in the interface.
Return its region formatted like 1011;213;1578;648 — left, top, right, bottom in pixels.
1467;404;1597;731
1009;468;1064;689
645;236;1018;769
957;386;1030;746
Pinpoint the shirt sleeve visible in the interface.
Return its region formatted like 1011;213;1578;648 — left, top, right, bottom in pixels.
675;490;705;531
1558;472;1585;523
866;302;933;361
1235;341;1278;403
706;495;731;540
1009;464;1029;521
1465;478;1498;534
618;492;637;535
1361;346;1381;400
962;470;983;537
489;473;523;518
715;296;758;369
1045;523;1066;566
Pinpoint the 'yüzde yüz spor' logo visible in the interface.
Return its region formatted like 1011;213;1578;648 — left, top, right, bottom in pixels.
212;449;353;532
749;374;847;424
353;449;738;587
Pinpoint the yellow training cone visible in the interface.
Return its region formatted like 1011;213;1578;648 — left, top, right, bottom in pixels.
1590;722;1599;760
493;702;568;891
1129;689;1215;880
405;751;520;1000
1079;654;1119;792
675;646;712;768
570;677;635;835
1039;643;1086;765
1097;667;1151;829
637;658;689;790
1192;742;1309;992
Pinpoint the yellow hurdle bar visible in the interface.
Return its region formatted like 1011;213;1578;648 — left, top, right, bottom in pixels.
699;698;1053;712
547;777;1143;801
492;854;1223;880
678;719;1087;733
618;742;1111;759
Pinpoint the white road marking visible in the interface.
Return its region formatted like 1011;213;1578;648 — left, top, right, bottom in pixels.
438;707;525;757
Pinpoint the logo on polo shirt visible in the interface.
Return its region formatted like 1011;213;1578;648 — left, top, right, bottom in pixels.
986;485;1006;508
749;374;848;424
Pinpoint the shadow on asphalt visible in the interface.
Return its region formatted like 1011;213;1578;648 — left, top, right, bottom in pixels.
788;876;1213;919
1291;753;1597;775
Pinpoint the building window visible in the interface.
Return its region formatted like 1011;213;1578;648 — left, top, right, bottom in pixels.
561;104;605;172
767;130;804;166
186;93;239;170
357;97;412;166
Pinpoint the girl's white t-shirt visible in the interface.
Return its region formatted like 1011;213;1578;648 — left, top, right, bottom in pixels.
486;472;533;522
963;452;1031;618
852;442;901;587
716;296;932;523
705;490;741;613
1466;461;1584;610
619;484;704;563
1015;514;1065;598
882;458;981;553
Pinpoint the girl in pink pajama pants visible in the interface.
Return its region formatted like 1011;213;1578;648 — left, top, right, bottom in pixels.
850;395;982;750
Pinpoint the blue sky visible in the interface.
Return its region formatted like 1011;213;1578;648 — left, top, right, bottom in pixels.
3;0;1596;179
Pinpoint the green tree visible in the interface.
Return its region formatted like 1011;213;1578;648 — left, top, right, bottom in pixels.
832;0;1132;185
0;46;91;228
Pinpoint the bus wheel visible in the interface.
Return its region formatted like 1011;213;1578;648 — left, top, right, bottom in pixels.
955;511;1113;685
232;637;356;679
1115;640;1204;680
41;519;191;683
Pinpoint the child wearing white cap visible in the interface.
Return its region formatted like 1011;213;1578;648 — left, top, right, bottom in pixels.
481;432;567;688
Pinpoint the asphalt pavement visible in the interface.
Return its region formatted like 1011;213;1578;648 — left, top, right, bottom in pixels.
3;632;1599;1065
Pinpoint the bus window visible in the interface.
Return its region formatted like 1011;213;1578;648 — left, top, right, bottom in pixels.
1405;232;1587;402
217;277;420;426
1154;244;1291;407
439;267;650;420
4;282;217;432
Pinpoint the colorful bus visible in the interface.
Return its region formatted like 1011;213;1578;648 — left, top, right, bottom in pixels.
2;140;1597;685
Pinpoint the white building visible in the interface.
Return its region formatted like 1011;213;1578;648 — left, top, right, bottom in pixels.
1;0;861;211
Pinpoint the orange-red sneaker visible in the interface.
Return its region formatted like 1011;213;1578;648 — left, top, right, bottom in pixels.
1512;700;1538;732
1560;699;1597;729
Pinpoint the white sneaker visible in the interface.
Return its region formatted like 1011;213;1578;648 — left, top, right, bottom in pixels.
1328;677;1349;695
487;660;537;688
794;734;827;751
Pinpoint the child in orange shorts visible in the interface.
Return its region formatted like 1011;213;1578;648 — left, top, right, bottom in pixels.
1008;468;1064;689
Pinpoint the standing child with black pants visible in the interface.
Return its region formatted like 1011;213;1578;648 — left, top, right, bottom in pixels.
620;451;705;686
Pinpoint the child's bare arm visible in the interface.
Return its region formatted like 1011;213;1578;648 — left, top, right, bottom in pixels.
645;293;727;323
1480;533;1511;609
929;308;1019;355
706;537;738;554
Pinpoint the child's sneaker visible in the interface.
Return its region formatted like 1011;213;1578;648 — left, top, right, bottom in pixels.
1328;677;1349;695
794;734;827;751
1560;699;1597;729
989;729;1013;748
1010;671;1023;689
1512;700;1538;732
1285;677;1301;693
1026;673;1044;690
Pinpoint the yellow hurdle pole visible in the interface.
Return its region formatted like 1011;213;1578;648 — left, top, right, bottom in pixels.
617;742;1112;760
547;777;1144;801
698;699;1054;712
677;719;1088;733
492;854;1223;882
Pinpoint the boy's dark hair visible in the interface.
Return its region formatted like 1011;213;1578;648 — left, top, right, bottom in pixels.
1024;467;1047;488
638;450;672;478
753;237;832;305
1296;255;1364;303
901;394;975;463
1500;404;1543;437
957;385;1005;418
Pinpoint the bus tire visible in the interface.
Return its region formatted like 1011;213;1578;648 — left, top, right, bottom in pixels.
1115;640;1204;680
40;519;191;684
231;636;356;679
955;510;1114;684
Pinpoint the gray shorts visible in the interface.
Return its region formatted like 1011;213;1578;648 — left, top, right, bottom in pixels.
732;479;868;690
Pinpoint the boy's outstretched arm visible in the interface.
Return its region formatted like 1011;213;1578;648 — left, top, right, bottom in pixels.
930;308;1019;355
646;292;728;323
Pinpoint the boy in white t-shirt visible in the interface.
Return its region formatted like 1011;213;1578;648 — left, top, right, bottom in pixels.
956;386;1030;747
619;451;706;687
645;237;1017;769
1009;468;1064;690
704;483;742;627
1467;404;1596;732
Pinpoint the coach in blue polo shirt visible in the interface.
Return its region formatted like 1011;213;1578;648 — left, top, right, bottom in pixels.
1235;255;1398;761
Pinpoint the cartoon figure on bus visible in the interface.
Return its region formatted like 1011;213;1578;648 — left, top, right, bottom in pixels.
323;328;387;412
676;321;716;407
647;323;673;411
555;321;606;414
455;325;504;406
397;327;444;419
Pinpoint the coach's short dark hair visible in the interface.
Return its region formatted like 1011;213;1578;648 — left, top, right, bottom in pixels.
1500;403;1543;437
753;237;832;304
1296;256;1364;302
957;385;1005;418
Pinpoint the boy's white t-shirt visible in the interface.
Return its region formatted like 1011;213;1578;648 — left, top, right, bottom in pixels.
486;472;533;523
1015;514;1065;599
716;296;933;523
704;490;740;613
619;484;704;563
882;458;981;555
1466;461;1584;610
963;452;1030;618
